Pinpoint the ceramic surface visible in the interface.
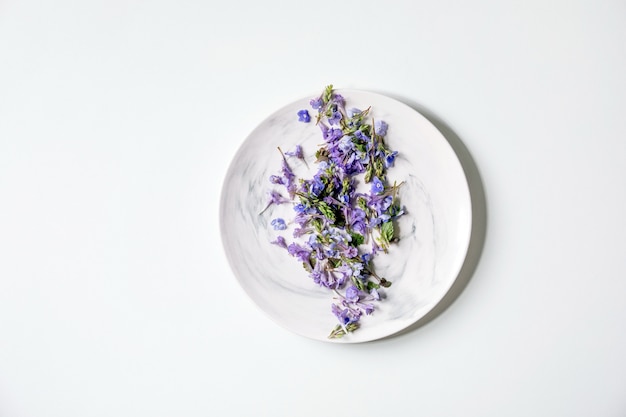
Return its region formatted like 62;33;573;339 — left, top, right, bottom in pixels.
219;89;472;343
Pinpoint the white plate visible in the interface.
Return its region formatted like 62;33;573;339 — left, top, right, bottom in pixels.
219;89;472;343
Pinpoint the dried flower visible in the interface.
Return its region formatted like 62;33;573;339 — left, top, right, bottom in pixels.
297;109;311;123
266;85;404;338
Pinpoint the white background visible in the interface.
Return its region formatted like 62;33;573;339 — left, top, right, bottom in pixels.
1;1;625;416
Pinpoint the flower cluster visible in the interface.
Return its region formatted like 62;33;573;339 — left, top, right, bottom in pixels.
267;85;404;339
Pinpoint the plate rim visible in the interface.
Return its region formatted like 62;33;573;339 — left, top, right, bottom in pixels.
219;88;473;343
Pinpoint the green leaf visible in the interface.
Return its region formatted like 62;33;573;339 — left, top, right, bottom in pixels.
329;258;341;268
317;201;336;223
374;159;384;178
323;84;334;104
357;197;368;210
354;141;367;153
367;281;380;290
328;325;344;339
311;218;323;233
351;275;366;291
315;148;329;163
364;164;373;183
349;232;365;247
327;322;359;339
341;177;351;194
381;221;394;243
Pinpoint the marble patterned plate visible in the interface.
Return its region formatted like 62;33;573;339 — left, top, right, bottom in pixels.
219;89;472;343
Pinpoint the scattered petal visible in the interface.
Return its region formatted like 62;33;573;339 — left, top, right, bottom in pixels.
371;177;385;194
271;218;287;230
297;109;311;123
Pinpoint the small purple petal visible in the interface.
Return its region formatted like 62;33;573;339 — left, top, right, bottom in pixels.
269;175;284;185
310;97;323;110
347;108;362;118
332;94;345;107
369;288;380;301
362;303;375;315
297;109;311;123
385;151;398;168
285;144;304;159
346;285;360;303
268;190;287;205
271;218;287;230
328;110;342;125
271;236;288;249
287;242;311;263
375;120;388;136
371;177;384;195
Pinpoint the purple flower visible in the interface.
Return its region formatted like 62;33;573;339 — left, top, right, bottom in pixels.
338;136;354;153
334;263;353;284
354;130;370;141
280;157;297;199
297;109;311;123
324;243;338;258
260;189;288;214
293;227;310;238
341;245;358;258
361;303;375;315
287;242;312;263
361;253;371;264
369;288;380;301
312;260;339;288
312;270;327;286
269;175;284;185
310;178;325;196
335;274;347;287
346;285;360;302
331;303;343;319
308;234;321;250
293;212;310;227
310;97;323;109
271;236;288;249
285;144;304;159
385;150;398;168
331;304;361;325
328;110;342;125
370;214;391;227
271;218;287;230
371;177;384;194
375;120;388;136
343;157;365;176
347;108;362;118
268;190;287;205
368;194;393;215
332;93;345;107
293;203;307;213
281;159;295;181
351;262;364;278
348;208;367;235
323;127;343;143
325;226;351;245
